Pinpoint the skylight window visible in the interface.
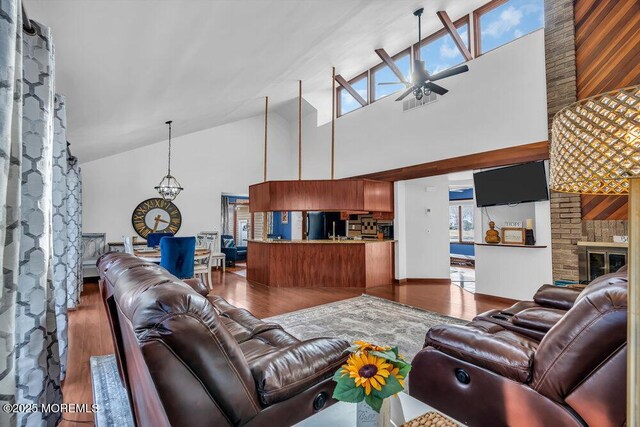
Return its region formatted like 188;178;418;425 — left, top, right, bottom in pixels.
419;22;469;75
476;0;544;55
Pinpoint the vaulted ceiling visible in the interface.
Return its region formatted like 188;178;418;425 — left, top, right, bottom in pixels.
28;0;488;162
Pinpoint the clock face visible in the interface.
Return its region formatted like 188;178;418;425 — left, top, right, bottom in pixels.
131;198;182;238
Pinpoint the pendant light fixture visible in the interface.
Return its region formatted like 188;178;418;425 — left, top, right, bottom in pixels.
155;120;183;201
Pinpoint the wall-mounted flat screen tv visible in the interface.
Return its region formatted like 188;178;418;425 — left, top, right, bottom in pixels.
474;161;549;207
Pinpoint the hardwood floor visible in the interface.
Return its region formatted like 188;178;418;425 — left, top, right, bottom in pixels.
61;268;512;426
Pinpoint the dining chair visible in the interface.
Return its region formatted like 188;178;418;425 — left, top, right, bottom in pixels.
193;244;213;291
147;232;174;247
159;236;195;279
123;236;134;254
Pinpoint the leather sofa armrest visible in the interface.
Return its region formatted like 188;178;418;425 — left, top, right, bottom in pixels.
250;338;349;406
425;324;535;383
182;278;209;296
511;307;565;332
533;285;580;310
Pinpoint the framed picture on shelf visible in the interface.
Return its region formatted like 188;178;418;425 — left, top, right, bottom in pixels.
502;227;525;245
281;211;289;224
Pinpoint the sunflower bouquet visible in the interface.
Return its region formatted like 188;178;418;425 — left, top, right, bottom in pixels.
332;341;411;412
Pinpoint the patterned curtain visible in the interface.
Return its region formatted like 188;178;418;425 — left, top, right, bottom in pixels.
17;18;64;427
0;2;23;426
66;149;82;309
52;95;69;378
1;3;69;425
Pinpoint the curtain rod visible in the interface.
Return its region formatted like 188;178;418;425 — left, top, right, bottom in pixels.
22;1;35;33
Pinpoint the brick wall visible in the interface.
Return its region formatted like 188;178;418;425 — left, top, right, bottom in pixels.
545;0;581;281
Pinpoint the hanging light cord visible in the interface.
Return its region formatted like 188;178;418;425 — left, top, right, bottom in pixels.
166;120;172;176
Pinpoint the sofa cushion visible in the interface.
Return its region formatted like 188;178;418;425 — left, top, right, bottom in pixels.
240;329;301;363
249;338;349;406
425;323;538;383
533;285;581;310
512;307;565;332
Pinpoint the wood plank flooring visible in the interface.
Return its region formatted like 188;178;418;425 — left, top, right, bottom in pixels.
60;268;512;427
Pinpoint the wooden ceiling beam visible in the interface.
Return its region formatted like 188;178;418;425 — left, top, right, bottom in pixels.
350;141;550;182
374;48;408;83
335;74;367;106
436;10;473;61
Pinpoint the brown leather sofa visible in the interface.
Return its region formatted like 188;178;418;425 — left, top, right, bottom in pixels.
474;268;627;341
97;252;349;427
409;271;628;427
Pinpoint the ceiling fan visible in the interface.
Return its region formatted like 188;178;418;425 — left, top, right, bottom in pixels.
379;8;469;101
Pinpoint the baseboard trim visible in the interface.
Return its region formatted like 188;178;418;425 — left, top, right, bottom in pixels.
473;291;518;304
397;278;452;285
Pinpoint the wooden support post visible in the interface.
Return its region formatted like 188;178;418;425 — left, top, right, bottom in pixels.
629;177;639;424
298;80;302;180
331;67;336;179
263;96;268;182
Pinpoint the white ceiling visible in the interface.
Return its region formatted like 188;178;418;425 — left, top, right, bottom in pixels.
28;0;488;162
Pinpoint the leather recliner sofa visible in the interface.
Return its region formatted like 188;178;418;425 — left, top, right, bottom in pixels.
473;267;627;341
97;252;348;427
409;270;628;427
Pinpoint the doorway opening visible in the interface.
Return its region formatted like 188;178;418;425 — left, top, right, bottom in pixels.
221;194;253;272
449;185;476;292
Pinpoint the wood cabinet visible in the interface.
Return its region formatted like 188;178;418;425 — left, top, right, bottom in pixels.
247;240;394;288
249;179;393;214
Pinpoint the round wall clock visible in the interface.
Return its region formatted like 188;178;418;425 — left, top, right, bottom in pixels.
131;198;182;238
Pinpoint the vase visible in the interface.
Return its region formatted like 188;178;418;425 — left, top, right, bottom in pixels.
357;399;391;427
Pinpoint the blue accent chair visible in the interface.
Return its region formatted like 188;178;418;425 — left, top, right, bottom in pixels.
220;234;247;266
160;236;195;279
147;232;174;247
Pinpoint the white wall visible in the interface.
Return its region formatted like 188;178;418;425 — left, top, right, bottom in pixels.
401;176;451;279
298;30;548;180
475;199;553;300
82;113;296;242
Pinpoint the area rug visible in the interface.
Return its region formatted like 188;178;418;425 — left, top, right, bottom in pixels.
264;294;466;362
90;355;134;427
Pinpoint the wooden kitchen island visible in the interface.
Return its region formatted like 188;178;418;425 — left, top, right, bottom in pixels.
247;240;394;288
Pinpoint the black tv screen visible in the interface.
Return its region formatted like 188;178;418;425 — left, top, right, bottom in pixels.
474;161;549;207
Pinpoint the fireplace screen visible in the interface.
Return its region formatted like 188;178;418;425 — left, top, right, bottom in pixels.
586;250;627;282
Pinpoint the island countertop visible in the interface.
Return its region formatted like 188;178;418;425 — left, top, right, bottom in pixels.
248;239;395;244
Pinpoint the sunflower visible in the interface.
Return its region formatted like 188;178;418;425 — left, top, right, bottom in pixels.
390;366;405;388
341;353;392;395
353;340;391;353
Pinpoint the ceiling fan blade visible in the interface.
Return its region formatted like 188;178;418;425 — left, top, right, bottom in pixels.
395;87;414;101
425;82;448;96
429;64;469;82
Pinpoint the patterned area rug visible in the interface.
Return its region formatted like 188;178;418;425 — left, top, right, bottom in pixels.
264;294;466;362
90;355;134;427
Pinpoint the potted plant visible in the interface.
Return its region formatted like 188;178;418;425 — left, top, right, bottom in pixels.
333;341;411;426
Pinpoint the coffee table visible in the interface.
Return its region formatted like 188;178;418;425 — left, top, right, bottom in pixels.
295;392;457;426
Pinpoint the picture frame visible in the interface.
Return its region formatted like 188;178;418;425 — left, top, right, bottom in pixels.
501;227;525;245
281;211;289;224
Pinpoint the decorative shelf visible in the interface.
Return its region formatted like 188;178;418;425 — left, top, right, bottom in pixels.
474;243;548;248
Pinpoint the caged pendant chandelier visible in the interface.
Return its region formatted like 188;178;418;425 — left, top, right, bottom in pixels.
155;120;183;201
